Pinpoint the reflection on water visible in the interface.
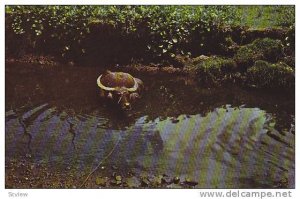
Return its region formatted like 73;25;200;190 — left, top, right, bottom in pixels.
5;104;294;188
5;63;295;188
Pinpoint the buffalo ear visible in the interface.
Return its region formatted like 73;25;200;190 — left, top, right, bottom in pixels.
130;93;140;101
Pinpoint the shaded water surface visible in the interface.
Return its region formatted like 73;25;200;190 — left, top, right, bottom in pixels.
5;63;295;188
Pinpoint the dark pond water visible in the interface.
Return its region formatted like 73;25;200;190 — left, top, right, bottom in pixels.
5;62;295;188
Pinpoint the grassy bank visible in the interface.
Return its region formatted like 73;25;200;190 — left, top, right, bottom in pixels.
5;6;294;61
238;6;294;28
5;5;295;89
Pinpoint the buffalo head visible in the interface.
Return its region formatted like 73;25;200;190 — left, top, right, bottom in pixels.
97;71;143;111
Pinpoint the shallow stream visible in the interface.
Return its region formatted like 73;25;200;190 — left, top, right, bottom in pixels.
5;63;295;188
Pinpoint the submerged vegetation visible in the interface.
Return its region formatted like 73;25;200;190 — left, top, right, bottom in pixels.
5;5;295;89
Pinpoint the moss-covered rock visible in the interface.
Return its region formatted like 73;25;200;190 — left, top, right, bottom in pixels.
234;38;283;69
246;60;294;89
191;56;237;83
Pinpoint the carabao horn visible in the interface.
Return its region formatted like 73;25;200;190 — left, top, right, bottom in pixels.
97;75;116;91
127;78;138;92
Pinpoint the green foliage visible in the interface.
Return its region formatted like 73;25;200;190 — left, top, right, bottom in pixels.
6;6;96;57
234;38;283;68
247;60;294;88
238;5;295;28
192;56;237;83
5;5;294;63
141;5;240;58
5;5;240;60
272;6;295;27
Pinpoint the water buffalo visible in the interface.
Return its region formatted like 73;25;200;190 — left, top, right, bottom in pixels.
97;70;143;110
